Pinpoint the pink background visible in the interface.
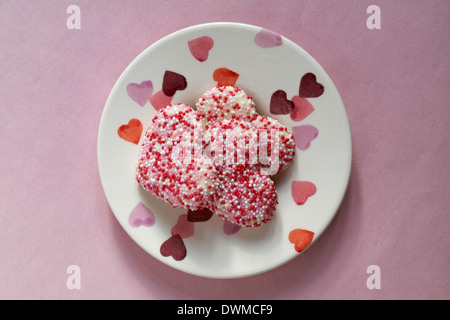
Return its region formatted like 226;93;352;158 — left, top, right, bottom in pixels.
1;0;449;299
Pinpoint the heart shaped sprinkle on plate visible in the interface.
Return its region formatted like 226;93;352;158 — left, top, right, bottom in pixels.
128;202;155;227
270;90;295;115
223;220;241;235
254;28;283;48
291;181;317;205
126;80;153;106
160;234;187;261
187;208;214;222
213;68;239;87
292;124;319;150
288;229;314;253
149;90;173;111
299;73;324;98
171;214;195;239
162;70;187;97
188;36;214;62
117;119;143;145
290;96;315;121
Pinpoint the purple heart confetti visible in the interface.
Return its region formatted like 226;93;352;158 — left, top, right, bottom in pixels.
292;125;319;150
127;80;153;106
128;202;155;227
223;220;241;235
255;28;283;48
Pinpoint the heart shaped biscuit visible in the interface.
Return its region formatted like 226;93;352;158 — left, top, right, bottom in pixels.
137;86;297;229
135;104;216;210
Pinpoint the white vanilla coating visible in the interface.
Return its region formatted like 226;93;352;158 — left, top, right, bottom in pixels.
136;104;216;210
195;86;257;129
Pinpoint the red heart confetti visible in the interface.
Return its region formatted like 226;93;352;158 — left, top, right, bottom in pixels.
270;90;295;115
187;208;214;222
160;234;187;261
171;214;194;239
162;70;187;97
213;68;239;87
117;119;143;144
290;96;315;121
188;36;214;62
288;229;314;252
291;181;317;205
299;73;324;98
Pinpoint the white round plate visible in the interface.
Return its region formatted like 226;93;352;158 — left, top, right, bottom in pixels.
97;22;352;279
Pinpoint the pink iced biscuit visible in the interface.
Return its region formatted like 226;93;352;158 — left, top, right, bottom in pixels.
209;165;278;228
136;104;217;210
195;86;258;129
252;115;296;174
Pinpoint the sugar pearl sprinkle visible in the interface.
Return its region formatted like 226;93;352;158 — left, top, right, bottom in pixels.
195;86;257;129
136;87;296;228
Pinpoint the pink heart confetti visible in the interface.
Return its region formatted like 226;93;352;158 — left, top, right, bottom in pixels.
128;202;155;227
254;28;283;48
171;214;194;239
292;125;319;150
290;96;315;121
126;81;153;106
149;90;173;111
188;36;214;62
291;181;317;205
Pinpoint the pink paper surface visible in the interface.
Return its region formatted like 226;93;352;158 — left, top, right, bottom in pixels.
0;0;449;299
